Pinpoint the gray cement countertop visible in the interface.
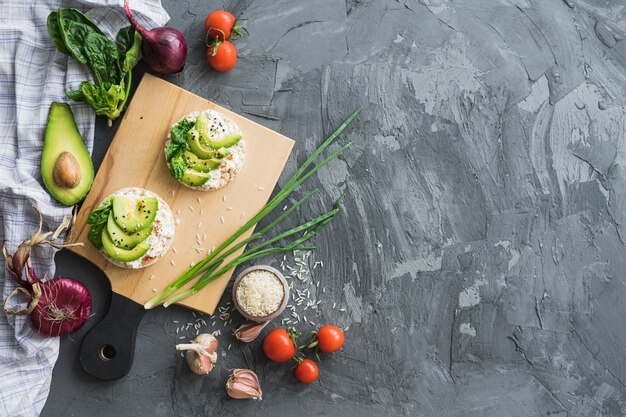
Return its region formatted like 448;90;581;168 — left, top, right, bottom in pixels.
42;1;626;416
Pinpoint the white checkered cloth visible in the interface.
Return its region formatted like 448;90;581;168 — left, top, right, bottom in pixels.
0;1;169;416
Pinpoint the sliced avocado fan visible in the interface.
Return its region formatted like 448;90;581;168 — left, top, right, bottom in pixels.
101;228;150;262
106;212;153;249
112;196;158;233
182;151;221;173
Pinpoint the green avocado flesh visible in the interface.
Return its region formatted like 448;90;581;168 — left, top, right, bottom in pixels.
187;130;221;159
195;114;243;150
112;196;158;233
181;168;212;187
183;151;221;173
201;132;242;150
106;212;153;249
101;228;150;262
41;102;94;206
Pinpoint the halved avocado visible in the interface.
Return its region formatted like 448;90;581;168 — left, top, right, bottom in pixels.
112;196;158;233
41;102;94;206
181;168;211;187
101;228;150;262
106;212;153;249
182;151;221;173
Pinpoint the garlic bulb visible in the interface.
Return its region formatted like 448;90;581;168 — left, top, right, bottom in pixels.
226;369;263;400
176;333;218;375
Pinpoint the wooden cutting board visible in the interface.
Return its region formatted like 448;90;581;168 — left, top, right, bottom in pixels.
71;73;293;380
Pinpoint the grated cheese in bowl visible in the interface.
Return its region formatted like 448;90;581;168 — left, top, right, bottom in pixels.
235;269;285;318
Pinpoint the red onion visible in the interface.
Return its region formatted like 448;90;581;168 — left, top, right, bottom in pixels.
30;278;92;336
124;0;188;74
3;206;91;337
4;279;91;337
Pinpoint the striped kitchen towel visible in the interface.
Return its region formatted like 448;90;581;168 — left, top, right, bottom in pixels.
0;1;169;416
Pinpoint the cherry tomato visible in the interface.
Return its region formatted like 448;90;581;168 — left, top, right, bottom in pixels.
207;40;237;72
204;10;245;40
317;325;344;353
294;359;319;384
263;328;297;362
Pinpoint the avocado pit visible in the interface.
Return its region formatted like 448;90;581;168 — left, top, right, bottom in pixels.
53;151;81;189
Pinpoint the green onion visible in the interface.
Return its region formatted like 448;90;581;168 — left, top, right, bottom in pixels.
161;200;341;307
144;107;361;309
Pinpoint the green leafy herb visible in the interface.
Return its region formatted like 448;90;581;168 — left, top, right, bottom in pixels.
165;141;182;161
87;198;112;249
87;198;112;224
88;223;106;249
165;120;194;175
169;155;186;179
171;119;195;145
47;8;141;126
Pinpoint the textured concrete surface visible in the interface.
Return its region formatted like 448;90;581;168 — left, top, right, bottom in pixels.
42;0;626;416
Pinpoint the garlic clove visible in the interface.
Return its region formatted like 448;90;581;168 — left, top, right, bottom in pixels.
226;369;263;400
176;332;219;375
233;321;269;343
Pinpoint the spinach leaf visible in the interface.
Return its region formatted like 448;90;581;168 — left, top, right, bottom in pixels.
165;141;183;161
80;80;126;119
88;223;106;249
47;12;69;55
87;198;112;225
169;155;187;180
47;8;142;125
87;198;112;249
65;89;85;101
57;9;106;65
171;119;195;145
58;8;104;36
116;27;142;74
84;32;120;84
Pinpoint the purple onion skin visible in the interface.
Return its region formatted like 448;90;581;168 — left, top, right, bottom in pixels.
141;26;188;74
30;277;92;337
125;0;188;75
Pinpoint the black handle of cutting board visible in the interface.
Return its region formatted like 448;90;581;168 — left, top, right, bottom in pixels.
79;293;146;380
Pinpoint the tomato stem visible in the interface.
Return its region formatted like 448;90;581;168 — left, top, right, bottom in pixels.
205;28;226;49
231;20;249;39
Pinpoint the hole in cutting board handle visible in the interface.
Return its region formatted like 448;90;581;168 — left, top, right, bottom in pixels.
99;345;116;361
80;293;146;380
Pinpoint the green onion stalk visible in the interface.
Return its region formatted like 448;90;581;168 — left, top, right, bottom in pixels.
144;107;362;309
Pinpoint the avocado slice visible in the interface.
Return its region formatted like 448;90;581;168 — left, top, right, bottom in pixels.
201;132;242;150
187;129;222;159
106;212;153;249
101;228;150;262
41;102;94;206
181;168;212;187
194;113;243;149
182;151;221;173
112;196;158;233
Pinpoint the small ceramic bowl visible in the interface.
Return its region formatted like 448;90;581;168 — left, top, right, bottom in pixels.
232;265;289;323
